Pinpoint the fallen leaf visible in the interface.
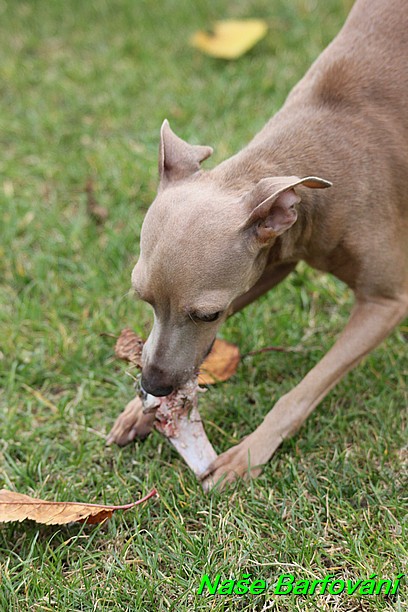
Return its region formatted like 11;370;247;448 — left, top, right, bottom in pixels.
190;19;268;60
198;338;240;384
115;328;144;367
0;489;157;525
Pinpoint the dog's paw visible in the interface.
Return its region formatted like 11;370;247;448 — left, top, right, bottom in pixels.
106;396;155;446
200;437;264;492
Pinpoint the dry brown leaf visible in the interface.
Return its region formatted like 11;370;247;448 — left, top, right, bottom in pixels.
115;328;144;367
0;488;157;525
190;19;268;60
198;338;240;384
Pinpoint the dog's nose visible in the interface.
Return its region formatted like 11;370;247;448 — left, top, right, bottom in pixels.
141;366;174;397
141;380;174;397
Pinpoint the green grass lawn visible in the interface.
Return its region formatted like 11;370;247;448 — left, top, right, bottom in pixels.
0;0;407;609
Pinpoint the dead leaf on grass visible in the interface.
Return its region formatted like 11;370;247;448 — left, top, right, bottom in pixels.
198;338;240;384
115;327;144;367
190;19;268;60
0;488;157;525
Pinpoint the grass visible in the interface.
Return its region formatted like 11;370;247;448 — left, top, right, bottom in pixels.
0;0;407;609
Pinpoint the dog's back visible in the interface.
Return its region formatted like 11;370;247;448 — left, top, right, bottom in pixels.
289;0;408;117
241;0;408;297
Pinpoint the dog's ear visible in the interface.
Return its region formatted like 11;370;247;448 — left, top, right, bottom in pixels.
240;175;331;242
159;120;213;186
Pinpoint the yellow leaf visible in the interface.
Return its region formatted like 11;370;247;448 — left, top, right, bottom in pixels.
190;19;268;60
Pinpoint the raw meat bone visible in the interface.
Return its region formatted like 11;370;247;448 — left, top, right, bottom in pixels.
141;379;217;479
108;329;217;479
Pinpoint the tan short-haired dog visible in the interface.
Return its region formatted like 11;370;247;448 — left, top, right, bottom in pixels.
131;0;408;489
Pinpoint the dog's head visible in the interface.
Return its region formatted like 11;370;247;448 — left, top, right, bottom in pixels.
132;121;330;395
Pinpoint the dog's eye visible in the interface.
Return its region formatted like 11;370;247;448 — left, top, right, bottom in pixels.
192;311;221;323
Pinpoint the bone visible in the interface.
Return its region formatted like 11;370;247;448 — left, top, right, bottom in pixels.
108;329;217;479
147;380;217;478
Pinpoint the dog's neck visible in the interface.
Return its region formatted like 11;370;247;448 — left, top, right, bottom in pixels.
210;129;324;267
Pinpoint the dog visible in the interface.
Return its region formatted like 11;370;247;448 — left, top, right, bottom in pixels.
130;0;408;489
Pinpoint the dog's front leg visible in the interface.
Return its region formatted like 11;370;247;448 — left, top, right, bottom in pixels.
202;294;407;491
